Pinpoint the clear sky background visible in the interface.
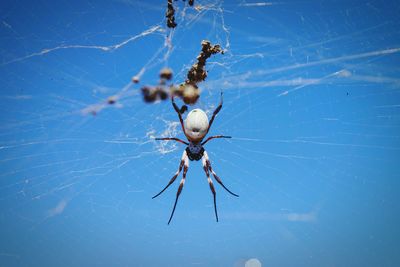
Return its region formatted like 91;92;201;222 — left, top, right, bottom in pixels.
0;0;399;266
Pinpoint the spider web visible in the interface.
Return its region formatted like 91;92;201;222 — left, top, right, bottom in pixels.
1;0;399;266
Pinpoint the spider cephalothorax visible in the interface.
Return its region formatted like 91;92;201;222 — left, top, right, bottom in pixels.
154;93;238;224
186;142;204;161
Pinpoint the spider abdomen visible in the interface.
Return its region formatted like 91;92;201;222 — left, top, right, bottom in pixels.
185;109;209;142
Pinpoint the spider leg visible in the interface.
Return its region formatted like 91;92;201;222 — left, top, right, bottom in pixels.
168;153;189;225
206;92;223;135
155;137;189;145
201;135;231;146
172;96;188;138
152;150;187;199
202;154;219;222
204;151;239;197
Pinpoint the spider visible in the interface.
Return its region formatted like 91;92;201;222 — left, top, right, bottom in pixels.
154;92;238;224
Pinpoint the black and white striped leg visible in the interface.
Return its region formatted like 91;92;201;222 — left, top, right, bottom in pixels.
205;92;223;136
167;152;189;225
172;96;188;139
202;153;219;222
152;150;187;199
204;151;239;197
155;137;189;145
201;135;231;146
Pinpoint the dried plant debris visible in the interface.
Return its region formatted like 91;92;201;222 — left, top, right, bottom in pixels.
165;80;200;105
182;0;195;6
131;76;140;83
141;86;169;103
141;68;174;103
166;0;177;28
166;0;196;28
181;84;199;104
169;84;200;105
159;67;173;81
82;94;122;116
140;41;223;105
185;40;223;86
178;40;223;104
107;96;117;105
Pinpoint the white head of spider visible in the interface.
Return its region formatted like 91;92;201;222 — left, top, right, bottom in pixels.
154;92;239;225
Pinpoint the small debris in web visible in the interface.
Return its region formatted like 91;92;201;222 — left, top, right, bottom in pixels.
158;87;169;100
178;40;223;104
131;76;140;83
140;41;223;105
81;93;123;116
182;0;195;6
182;84;199;104
165;0;196;28
107;96;117;105
168;84;199;105
160;67;173;81
185;40;223;86
141;68;174;103
166;0;177;28
141;86;157;103
141;86;169;103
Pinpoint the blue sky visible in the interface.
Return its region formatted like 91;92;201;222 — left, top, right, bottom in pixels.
0;0;399;266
